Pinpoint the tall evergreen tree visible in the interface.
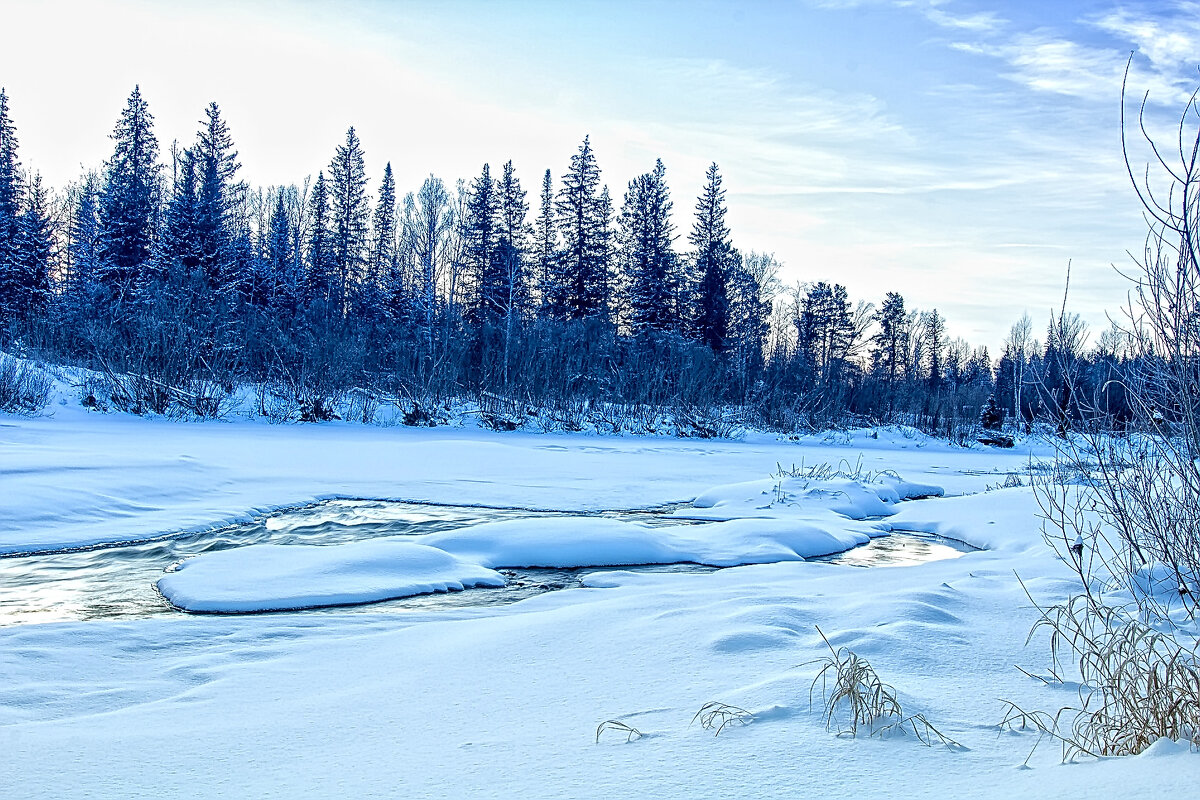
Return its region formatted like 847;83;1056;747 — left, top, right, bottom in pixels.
157;145;201;283
463;162;500;320
796;281;854;387
306;171;334;304
11;173;53;322
534;168;562;318
368;162;396;294
691;162;734;350
726;250;771;365
65;172;102;306
495;160;531;320
0;88;24;328
555;136;609;320
620;159;678;336
264;189;293;307
871;292;909;388
923;309;946;393
192;102;241;292
328;127;369;314
97;86;160;295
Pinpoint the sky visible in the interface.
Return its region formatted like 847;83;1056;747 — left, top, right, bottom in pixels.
2;0;1200;350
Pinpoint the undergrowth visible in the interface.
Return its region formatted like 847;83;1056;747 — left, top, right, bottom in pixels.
0;354;52;414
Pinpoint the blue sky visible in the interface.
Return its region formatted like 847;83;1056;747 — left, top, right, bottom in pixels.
4;0;1200;348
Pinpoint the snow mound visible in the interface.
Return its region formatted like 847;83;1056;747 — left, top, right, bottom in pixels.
157;540;504;612
418;516;874;568
692;474;943;519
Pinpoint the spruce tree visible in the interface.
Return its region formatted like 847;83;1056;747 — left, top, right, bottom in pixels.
193;102;241;292
534;168;562;318
265;190;293;306
328;127;369;314
495;160;530;319
555;137;609;320
691;162;733;350
0;88;24;328
620;159;677;336
306;172;334;305
65;172;102;309
158;145;200;283
872;292;908;388
97;86;160;295
11;173;53;323
463;162;500;320
923;309;946;393
368;163;396;294
796;281;853;387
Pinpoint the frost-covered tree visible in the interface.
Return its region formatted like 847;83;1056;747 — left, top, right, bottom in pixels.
922;309;946;393
691;162;734;350
305;171;334;304
494;160;531;320
555;136;609;320
620;159;678;336
404;175;454;340
533;168;562;318
727;250;775;370
192;102;242;293
871;292;909;388
0;88;25;328
328;127;369;314
368;162;396;295
64;172;102;307
97;86;160;295
462;163;500;320
10;173;54;322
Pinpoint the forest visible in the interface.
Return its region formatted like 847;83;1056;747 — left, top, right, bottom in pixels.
0;86;1133;438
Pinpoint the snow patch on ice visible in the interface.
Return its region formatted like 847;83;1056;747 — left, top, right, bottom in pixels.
157;540;504;612
417;516;878;569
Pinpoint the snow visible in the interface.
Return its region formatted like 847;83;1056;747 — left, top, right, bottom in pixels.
1;392;1196;799
157;540;505;612
418;516;878;568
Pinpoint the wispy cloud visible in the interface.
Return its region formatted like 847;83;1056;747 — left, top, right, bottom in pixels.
948;3;1198;106
1091;2;1200;70
951;34;1132;101
923;5;1005;34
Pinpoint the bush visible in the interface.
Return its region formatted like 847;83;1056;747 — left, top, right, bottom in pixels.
0;355;52;414
1019;70;1200;758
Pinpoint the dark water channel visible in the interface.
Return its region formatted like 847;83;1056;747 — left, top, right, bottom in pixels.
0;501;974;625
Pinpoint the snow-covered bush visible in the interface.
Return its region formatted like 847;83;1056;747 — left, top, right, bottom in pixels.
0;354;52;414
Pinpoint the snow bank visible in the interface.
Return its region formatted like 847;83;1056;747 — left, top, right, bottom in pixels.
418;516;876;568
691;474;943;519
157;540;504;612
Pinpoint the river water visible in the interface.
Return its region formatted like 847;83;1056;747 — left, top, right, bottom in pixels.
0;501;974;625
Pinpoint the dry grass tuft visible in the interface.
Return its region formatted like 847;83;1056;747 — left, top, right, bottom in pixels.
808;626;961;748
595;719;643;744
690;701;754;735
1006;591;1200;760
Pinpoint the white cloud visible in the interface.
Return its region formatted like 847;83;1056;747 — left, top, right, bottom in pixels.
1092;3;1200;69
952;32;1190;105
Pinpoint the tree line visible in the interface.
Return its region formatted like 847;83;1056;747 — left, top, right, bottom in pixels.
0;86;1139;436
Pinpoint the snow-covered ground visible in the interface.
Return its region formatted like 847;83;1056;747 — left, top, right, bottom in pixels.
1;395;1196;798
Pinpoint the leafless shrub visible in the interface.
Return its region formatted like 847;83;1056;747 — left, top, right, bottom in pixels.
1018;66;1200;759
0;354;52;414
